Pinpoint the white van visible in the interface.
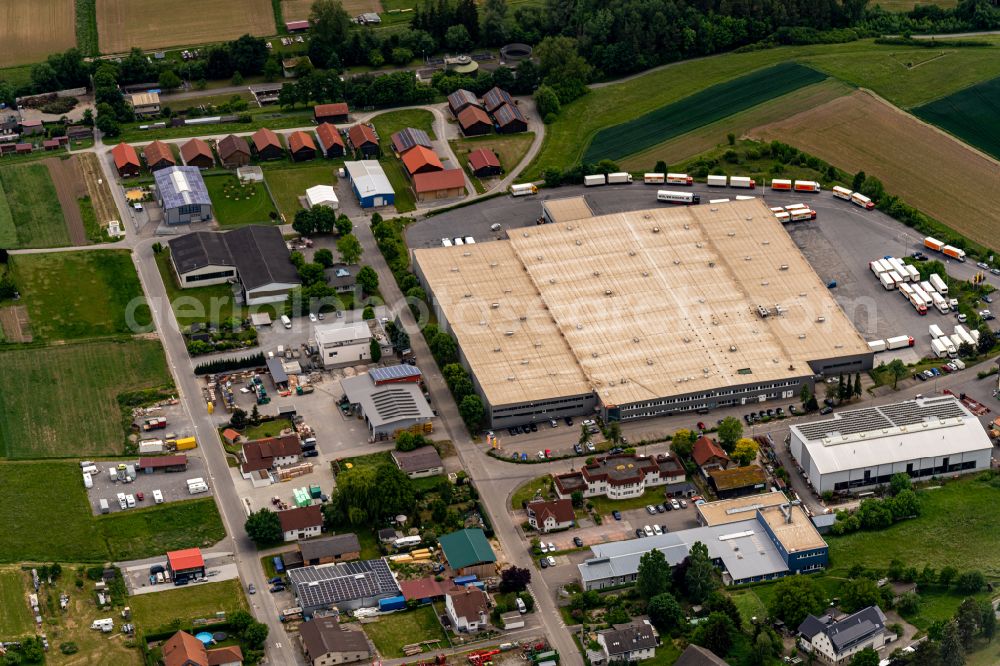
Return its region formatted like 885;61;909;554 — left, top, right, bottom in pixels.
117;493;127;510
280;315;292;329
516;597;527;614
153;489;164;504
125;494;136;508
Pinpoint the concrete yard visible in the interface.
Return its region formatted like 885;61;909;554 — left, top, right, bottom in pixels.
120;551;238;595
85;455;212;515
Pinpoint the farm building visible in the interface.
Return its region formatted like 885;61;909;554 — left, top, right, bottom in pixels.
305;185;338;210
299;617;371;666
299;534;361;565
166;548;205;583
289;559;400;616
438;529;496;578
467;148;501;177
15;143;31;155
279;505;323;542
316;123;345;158
401;145;443;176
456;106;492;136
138;455;188;473
128;92;160;117
399;577;446;603
167;225;301;305
339;372;434;440
217;134;251;167
251;127;285;160
286;19;311;32
19;119;43;136
344;160;394;208
391;446;444;479
482;86;515;114
143;140;176;171
287;131;317;162
112;143;141;177
154;166;212;224
788;395;994;494
413;169;466;201
314;102;349;124
347;124;379;158
578;498;827;589
391;127;432;155
493;103;528;134
42;139;59;151
179;138;214;169
707;465;768;499
163;630;242;666
447;89;480;116
412;199;872;428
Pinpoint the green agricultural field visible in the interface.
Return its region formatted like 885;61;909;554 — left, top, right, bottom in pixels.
0;340;172;459
584;63;828;163
914;75;1000;160
9;251;150;342
523;39;1000;179
205;174;278;226
129;579;247;632
0;163;70;248
0;462;224;563
827;474;1000;577
263;163;339;219
0;568;32;638
370;109;437;140
363;604;446;658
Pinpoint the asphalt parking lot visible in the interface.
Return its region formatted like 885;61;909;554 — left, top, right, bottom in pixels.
85;455;211;515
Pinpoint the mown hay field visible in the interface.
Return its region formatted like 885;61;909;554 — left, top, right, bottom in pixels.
0;163;70;249
620;79;852;171
0;0;76;67
914;75;1000;161
0;340;171;459
751;90;1000;249
97;0;275;53
583;63;828;163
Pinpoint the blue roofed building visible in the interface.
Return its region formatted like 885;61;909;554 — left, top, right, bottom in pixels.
344;160;394;208
154;166;212;224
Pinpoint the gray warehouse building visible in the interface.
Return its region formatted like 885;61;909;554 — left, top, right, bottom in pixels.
412;199;873;428
789;395;994;494
288;558;399;617
154;166;212;224
340;373;434;440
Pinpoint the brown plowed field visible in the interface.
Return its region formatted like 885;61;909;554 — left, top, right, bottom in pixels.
97;0;276;53
751;90;1000;249
45;158;86;246
0;0;76;67
75;153;119;233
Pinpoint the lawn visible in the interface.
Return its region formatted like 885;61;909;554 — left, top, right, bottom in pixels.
370;109;437;141
155;250;249;326
117;108;315;143
0;568;32;638
263;163;338;220
522;39;1000;180
588;487;672;516
449;132;536;193
0;462;225;563
729;588;768;630
914;75;1000;161
242;418;294;440
363;604;447;658
129;579;247;632
0;340;172;459
827;475;1000;577
510;475;551;510
9;251;150;341
378;157;416;212
584;63;827;163
0;163;70;248
204;174;279;226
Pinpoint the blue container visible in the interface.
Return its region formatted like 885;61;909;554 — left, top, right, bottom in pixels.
378;595;407;611
453;575;478;586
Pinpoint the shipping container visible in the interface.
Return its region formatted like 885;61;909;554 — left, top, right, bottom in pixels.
510;183;537;197
378;595;407;612
924;237;945;252
643;173;665;184
886;335;914;349
657;190;700;205
920;280;935;295
607;172;633;185
888;271;903;286
868;339;887;352
851;192;875;209
949;333;963;350
905;265;920;281
584;174;605;187
729;176;755;189
153;489;163;504
929;274;948;295
770;179;793;190
665;173;692;185
82;464;98;475
955;325;975;346
832;185;853;200
138;439;164;455
126;494;136;508
174;437;197;450
706;174;727;187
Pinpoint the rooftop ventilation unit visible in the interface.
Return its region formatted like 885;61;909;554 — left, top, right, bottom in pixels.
604;290;613;296
652;227;660;233
779;264;789;270
729;345;738;352
575;240;582;246
762;240;770;245
504;331;514;336
728;232;736;237
493;347;500;352
450;267;459;272
463;251;471;256
816;316;826;323
490;262;497;267
491;303;499;309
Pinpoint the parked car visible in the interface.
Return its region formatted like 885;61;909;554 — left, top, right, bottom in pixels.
565;416;574;426
652;525;663;535
573;444;583;454
670;499;681;510
820;406;834;415
680;499;688;508
546;556;556;567
646;505;657;515
529;423;538;432
302;450;319;457
643;525;654;537
248;584;256;594
824;398;836;408
268;576;283;585
269;585;285;593
612;510;622;521
538;543;548;553
635;528;645;538
940;365;953;374
539;558;549;568
977;262;990;269
654;504;665;513
309;312;317;322
136;492;144;501
922;370;934;380
573;536;584;547
549;419;558;428
586;442;596;452
929;367;941;376
915;372;927;381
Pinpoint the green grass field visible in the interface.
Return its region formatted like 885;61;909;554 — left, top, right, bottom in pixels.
363;604;446;658
10;251;150;342
914;75;1000;160
0;163;70;248
205;174;278;226
0;462;224;563
263;163;338;219
379;157;416;212
522;39;1000;179
129;579;246;632
0;340;172;458
0;569;32;638
371;109;437;141
584;63;827;163
827;475;1000;576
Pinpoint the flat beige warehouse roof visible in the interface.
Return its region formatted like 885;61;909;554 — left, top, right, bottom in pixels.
414;199;869;408
697;490;789;526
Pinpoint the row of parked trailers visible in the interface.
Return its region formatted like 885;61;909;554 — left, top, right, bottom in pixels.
923;236;967;262
870;257;955;316
769;203;816;223
929;323;979;358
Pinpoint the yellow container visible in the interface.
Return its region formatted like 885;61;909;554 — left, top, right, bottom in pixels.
174;437;197;450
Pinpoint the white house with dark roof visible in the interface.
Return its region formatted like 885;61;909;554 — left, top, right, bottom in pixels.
445;586;490;633
597;620;658;662
797;606;888;664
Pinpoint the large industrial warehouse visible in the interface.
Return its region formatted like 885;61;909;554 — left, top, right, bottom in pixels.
412;198;873;427
789;395;994;494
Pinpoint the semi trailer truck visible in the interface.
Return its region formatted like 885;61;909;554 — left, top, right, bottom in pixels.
657;190;700;205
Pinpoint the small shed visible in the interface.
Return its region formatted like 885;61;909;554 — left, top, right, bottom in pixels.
251;127;284;160
447;89;479;116
348;124;379;158
314;102;349;124
493;103;528;134
217;134;251;167
143;140;176;171
287;131;317;162
306;185;339;210
467;148;501;177
457;106;492;137
180;138;214;169
316;123;345;158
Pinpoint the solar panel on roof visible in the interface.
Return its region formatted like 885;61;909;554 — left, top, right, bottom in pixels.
370;365;422;382
797;397;970;442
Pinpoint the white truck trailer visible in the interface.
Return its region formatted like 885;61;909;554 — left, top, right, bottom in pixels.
851;192;875;209
770;178;793;191
931;338;950;358
793;180;821;192
929;324;944;339
879;272;896;290
706;175;727;187
832;185;853;201
868;339;887;352
729;176;755;188
643;173;665;184
932;292;949;314
929;273;948;295
666;173;693;185
584;174;606;187
789;208;816;222
905;265;920;282
955;325;976;346
920;280;935;295
657;190;700;205
607;172;633;184
510;183;537;196
886;335;914;350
